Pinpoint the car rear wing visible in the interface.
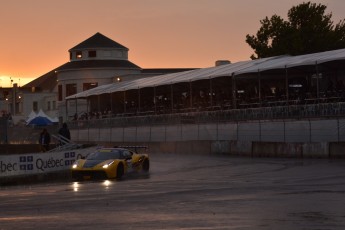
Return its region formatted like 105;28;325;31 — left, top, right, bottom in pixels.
114;145;148;153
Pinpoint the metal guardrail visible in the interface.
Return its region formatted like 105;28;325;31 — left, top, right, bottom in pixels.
68;102;345;129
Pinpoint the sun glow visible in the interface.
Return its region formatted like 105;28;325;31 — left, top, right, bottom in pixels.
0;75;35;88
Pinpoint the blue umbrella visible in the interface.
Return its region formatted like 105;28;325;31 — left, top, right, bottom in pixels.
27;116;53;126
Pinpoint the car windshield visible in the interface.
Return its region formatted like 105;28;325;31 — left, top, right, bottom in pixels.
86;149;121;160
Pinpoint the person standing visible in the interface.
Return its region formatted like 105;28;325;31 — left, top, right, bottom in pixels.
58;123;71;144
39;128;51;152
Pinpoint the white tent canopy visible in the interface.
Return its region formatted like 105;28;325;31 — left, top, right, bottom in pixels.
25;110;37;123
26;109;58;125
66;48;345;100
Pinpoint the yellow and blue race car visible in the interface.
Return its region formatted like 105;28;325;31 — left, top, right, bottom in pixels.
71;146;149;180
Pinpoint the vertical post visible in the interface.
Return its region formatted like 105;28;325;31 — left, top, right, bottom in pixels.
337;118;340;142
232;73;237;109
258;70;261;105
285;66;289;102
315;61;320;101
209;78;213;107
97;95;100;114
75;98;78;119
12;83;17;115
123;91;126;113
189;81;193;108
170;84;174;113
309;119;312;143
258;120;261;142
138;87;140;112
86;98;89;119
110;92;113;116
154;86;157;114
283;119;286;142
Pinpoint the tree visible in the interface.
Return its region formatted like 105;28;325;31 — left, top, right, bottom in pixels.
246;2;345;59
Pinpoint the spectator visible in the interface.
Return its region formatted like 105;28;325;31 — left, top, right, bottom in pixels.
39;128;51;152
58;123;71;144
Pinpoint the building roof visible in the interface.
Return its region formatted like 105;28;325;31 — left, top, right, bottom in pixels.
142;68;198;74
23;67;60;91
69;32;128;51
66;48;345;99
57;60;141;71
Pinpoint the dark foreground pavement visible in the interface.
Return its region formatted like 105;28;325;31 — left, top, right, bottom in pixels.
1;154;345;229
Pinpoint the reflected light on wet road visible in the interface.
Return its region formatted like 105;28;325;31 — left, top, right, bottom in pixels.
1;154;345;229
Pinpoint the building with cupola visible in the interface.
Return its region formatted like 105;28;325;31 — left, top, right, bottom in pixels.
18;32;196;122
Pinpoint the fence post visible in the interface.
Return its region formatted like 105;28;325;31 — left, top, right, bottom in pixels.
337;118;340;142
283;119;286;142
309;119;312;143
259;120;261;142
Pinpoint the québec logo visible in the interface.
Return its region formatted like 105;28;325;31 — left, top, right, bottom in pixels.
19;156;34;170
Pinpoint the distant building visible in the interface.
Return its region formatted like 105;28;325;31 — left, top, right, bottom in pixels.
19;32;197;122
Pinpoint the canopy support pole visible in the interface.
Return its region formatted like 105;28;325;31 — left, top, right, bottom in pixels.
138;88;141;113
97;95;100;115
86;97;89;119
258;70;261;105
232;73;237;109
123;91;126;114
315;61;320;102
209;78;213;107
171;84;174;113
189;81;193;108
75;98;78;120
154;86;157;114
110;93;113;116
285;66;289;103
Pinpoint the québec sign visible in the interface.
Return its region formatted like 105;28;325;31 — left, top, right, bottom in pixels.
0;147;97;178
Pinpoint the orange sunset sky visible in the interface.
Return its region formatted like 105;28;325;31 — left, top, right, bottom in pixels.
1;0;345;87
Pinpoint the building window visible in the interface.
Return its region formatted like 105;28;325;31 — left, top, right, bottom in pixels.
33;101;38;112
52;101;56;110
83;82;98;91
66;84;77;97
88;50;96;58
58;85;63;101
76;51;82;59
47;101;51;111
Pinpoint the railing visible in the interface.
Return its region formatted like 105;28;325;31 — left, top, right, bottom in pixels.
68;102;345;129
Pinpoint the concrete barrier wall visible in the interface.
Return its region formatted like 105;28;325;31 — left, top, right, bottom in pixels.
311;120;337;142
3;141;344;158
252;142;303;158
72;118;345;144
261;121;285;142
69;117;345;158
329;142;345;158
286;120;310;142
302;142;329;158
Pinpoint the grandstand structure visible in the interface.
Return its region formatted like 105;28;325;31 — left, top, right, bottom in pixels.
66;48;345;121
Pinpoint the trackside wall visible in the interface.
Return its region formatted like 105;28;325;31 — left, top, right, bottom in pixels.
91;140;345;158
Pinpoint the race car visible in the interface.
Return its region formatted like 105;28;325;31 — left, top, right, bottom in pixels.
71;146;149;180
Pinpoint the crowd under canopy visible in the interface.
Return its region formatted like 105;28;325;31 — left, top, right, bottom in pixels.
66;48;345;119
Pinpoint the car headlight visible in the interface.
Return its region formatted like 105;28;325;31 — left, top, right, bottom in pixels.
72;160;80;169
103;161;114;169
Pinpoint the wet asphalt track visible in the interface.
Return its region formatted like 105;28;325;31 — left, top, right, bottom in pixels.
1;153;345;230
